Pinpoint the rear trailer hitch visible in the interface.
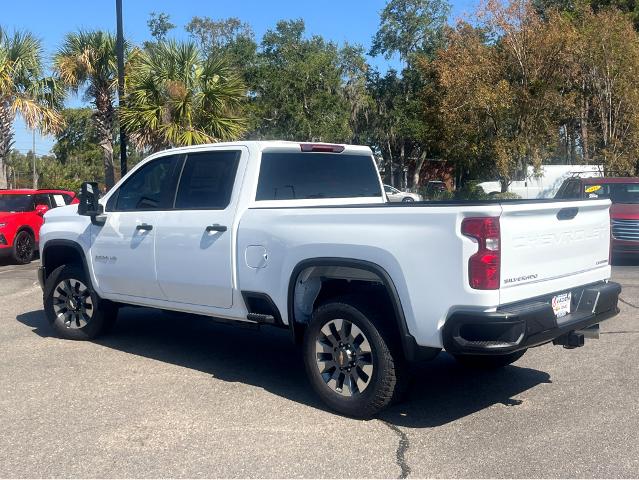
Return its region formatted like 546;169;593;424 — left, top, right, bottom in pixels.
553;324;600;349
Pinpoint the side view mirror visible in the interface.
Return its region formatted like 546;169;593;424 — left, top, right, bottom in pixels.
35;204;49;216
78;181;105;225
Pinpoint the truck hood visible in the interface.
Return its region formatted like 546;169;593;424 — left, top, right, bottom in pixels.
611;202;639;220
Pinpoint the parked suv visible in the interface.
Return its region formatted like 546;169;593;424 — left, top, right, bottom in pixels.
0;189;77;264
555;177;639;256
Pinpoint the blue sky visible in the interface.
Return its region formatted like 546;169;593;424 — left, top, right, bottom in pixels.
5;0;477;155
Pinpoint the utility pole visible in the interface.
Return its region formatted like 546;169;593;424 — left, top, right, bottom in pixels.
116;0;127;178
32;129;37;189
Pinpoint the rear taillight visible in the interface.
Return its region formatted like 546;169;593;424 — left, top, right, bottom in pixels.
300;143;345;153
462;216;501;290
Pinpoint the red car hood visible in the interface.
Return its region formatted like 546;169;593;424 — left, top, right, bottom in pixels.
611;203;639;220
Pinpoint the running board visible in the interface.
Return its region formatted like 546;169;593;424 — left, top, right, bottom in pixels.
246;313;277;324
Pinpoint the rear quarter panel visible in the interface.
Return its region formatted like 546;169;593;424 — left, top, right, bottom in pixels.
237;204;502;348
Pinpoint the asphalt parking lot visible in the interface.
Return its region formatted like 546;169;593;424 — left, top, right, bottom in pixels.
0;258;637;478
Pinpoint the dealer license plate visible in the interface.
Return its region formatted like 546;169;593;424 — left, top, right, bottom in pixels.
552;292;572;320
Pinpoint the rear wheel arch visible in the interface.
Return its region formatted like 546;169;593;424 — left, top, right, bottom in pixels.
287;258;424;360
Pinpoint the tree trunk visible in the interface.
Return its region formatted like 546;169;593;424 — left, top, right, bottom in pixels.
386;139;394;186
580;95;590;164
399;143;406;189
94;91;116;188
0;103;17;189
412;152;427;189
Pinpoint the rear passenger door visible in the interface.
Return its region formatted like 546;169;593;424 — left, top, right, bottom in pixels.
154;148;246;309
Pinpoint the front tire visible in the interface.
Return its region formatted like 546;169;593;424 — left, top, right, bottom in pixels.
303;296;406;418
44;264;117;340
453;349;526;369
12;230;34;264
402;197;414;202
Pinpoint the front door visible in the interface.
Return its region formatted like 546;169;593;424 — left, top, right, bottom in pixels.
155;148;245;309
91;154;180;300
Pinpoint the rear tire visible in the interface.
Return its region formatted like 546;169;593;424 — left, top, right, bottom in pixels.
402;197;414;202
44;264;117;340
12;230;34;264
453;349;527;369
303;295;407;418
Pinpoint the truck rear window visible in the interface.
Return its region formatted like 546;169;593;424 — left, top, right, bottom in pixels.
255;152;382;201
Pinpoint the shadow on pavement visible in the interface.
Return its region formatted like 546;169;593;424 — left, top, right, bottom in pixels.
16;307;550;427
0;255;38;267
0;257;15;267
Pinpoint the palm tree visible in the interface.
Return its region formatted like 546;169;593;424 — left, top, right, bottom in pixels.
0;27;63;188
54;31;121;188
121;40;246;153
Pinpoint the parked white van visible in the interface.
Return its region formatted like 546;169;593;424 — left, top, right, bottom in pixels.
478;165;603;199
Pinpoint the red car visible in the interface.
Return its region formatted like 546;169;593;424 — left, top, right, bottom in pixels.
0;189;78;264
556;176;639;256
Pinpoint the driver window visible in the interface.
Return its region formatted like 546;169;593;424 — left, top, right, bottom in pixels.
113;156;177;211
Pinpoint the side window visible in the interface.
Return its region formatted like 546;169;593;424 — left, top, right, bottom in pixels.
174;151;240;209
34;194;52;208
114;155;177;211
51;194;68;207
559;181;580;199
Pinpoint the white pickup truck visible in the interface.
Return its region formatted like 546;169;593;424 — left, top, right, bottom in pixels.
38;141;621;417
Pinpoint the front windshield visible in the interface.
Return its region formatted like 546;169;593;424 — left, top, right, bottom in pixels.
0;194;34;212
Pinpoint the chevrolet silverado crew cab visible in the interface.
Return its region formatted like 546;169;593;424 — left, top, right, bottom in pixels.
38;141;621;417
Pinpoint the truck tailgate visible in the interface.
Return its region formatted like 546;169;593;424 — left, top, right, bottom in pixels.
499;199;611;304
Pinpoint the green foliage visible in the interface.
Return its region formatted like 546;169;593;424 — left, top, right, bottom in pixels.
370;0;451;63
185;17;253;55
428;1;639;188
38;155;102;191
54;30;124;188
491;191;522;199
5;149;101;191
248;19;351;142
0;27;63;188
52;108;101;163
121;40;247;152
534;0;639;28
147;12;175;41
453;182;491;200
11;1;639;192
